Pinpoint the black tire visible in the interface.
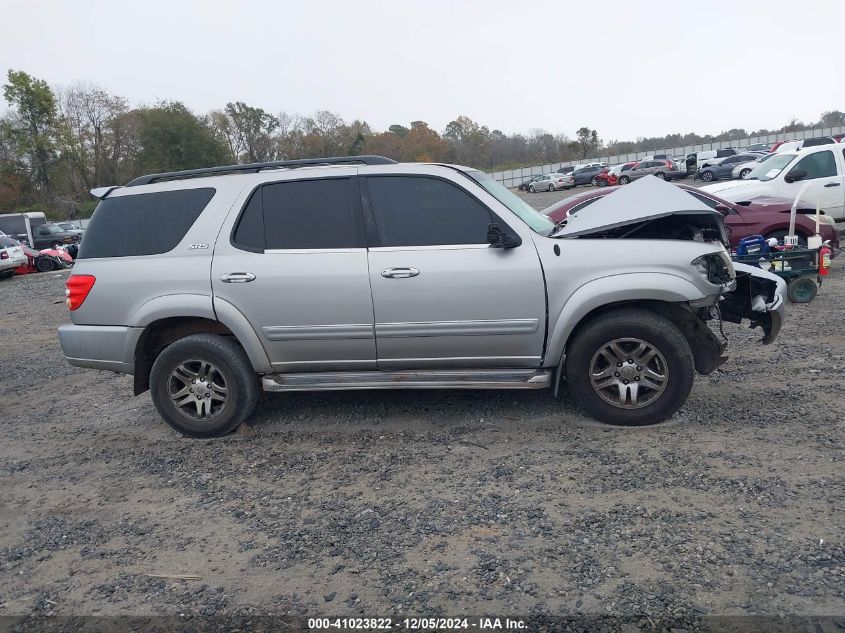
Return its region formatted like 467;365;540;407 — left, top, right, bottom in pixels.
0;270;15;279
740;168;751;179
765;230;807;247
618;176;630;185
787;277;817;303
700;170;715;182
655;172;666;180
529;185;536;193
548;184;554;192
149;333;259;438
591;177;599;186
597;179;607;187
35;256;56;272
564;308;694;426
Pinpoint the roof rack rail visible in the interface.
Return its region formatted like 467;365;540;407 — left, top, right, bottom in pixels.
125;155;397;187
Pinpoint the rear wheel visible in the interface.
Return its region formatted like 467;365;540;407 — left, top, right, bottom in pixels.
150;334;259;438
591;177;599;186
565;309;694;426
655;172;666;180
787;277;817;303
548;184;555;192
597;179;607;187
618;176;630;185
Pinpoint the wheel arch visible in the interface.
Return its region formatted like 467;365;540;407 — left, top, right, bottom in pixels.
545;274;723;376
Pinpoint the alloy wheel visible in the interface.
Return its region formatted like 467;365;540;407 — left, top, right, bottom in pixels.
589;338;668;409
168;359;229;420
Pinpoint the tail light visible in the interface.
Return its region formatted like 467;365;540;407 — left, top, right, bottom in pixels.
65;274;96;311
0;251;8;260
666;160;674;168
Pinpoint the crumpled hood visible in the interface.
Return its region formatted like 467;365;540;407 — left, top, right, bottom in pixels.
553;175;724;238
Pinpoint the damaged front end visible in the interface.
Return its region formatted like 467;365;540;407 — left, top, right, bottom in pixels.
717;262;785;345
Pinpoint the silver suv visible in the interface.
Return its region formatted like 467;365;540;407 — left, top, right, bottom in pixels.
59;156;785;437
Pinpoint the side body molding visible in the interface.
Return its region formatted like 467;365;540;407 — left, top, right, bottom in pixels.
544;272;706;367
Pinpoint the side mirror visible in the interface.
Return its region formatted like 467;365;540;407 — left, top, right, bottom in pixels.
487;223;521;249
785;169;806;183
714;204;731;214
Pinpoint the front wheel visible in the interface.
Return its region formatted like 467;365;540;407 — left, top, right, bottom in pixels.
565;308;694;426
529;185;536;193
700;171;715;182
655;172;666;180
740;168;751;179
150;334;259;438
597;179;607;187
591;177;599;186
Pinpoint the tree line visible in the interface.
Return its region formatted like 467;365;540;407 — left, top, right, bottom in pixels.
1;69;843;218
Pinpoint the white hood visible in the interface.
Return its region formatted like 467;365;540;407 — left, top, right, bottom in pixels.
699;179;772;200
554;175;722;238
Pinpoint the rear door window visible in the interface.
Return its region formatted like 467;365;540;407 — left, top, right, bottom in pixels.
366;176;493;247
232;178;365;251
78;188;215;259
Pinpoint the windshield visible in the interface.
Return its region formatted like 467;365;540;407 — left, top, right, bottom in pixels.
467;171;555;235
746;153;796;181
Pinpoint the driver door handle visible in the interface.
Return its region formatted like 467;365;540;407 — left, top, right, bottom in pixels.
824;182;840;187
220;272;256;283
381;267;420;279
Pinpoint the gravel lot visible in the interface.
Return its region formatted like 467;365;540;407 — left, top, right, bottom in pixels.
1;193;844;629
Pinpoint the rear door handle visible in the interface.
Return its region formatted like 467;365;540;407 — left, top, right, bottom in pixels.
824;182;841;187
220;272;256;283
381;267;420;279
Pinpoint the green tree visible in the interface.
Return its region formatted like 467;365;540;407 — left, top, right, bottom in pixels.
575;126;601;159
819;110;845;127
222;101;279;163
2;69;58;195
135;102;230;173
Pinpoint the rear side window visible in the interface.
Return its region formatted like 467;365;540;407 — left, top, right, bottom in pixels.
233;178;364;251
78;188;215;259
0;236;17;248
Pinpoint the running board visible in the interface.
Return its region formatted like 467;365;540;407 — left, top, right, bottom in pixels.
261;369;552;392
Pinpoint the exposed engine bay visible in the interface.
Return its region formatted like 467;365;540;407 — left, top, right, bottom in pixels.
717;263;782;344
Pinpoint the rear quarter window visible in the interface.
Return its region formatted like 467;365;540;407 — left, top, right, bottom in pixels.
78;188;215;259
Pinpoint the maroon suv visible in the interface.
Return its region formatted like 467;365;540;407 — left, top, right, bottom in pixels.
544;185;840;249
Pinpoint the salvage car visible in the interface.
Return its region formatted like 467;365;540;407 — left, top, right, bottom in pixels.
700;144;845;221
543;183;839;250
696;153;766;182
617;159;680;184
0;235;27;279
59;157;784;437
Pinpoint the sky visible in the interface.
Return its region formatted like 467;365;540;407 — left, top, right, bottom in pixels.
1;0;843;141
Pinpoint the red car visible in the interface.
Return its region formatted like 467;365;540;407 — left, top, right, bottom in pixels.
593;162;638;187
544;184;840;249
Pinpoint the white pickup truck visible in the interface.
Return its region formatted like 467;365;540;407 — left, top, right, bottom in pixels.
701;144;845;221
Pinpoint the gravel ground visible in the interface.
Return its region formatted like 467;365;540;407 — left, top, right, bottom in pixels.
1;213;844;630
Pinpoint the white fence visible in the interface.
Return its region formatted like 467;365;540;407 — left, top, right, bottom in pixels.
490;126;845;188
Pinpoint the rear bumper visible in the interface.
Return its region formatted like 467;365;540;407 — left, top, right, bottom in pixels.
0;256;26;271
58;324;143;373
